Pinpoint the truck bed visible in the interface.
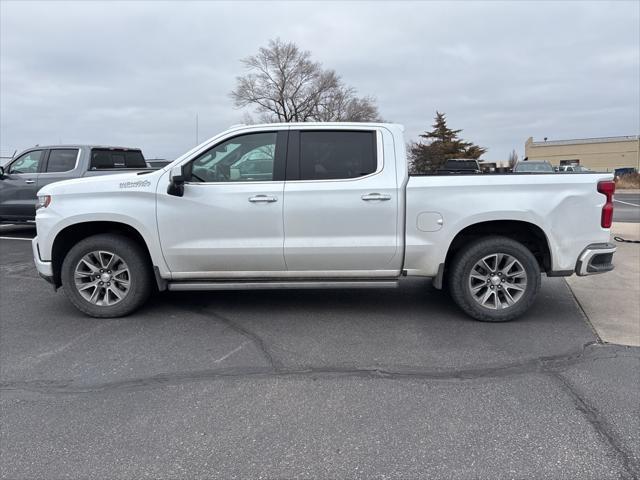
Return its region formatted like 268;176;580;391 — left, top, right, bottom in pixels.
403;172;613;276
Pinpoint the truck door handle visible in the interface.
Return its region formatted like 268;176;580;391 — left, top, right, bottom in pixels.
248;195;277;203
361;193;391;201
24;180;35;184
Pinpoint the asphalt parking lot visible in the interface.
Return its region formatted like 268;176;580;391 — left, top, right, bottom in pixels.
614;192;640;223
1;225;639;479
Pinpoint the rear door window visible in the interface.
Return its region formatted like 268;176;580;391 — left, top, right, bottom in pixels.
298;131;377;181
46;149;78;172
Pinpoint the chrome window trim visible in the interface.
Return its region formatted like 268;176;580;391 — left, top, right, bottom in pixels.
184;180;283;186
176;126;386;185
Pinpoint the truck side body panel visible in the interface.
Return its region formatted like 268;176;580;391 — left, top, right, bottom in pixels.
404;173;612;276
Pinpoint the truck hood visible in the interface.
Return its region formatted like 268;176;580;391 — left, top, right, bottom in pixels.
37;171;162;196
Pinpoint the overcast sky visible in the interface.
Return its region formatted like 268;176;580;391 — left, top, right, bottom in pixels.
1;0;638;160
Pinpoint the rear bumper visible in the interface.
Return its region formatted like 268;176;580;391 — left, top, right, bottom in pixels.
32;236;54;283
575;243;616;276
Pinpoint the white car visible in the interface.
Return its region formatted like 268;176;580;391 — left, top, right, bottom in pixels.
32;123;617;321
559;165;592;172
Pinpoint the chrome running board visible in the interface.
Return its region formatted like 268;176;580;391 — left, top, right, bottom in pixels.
167;279;399;291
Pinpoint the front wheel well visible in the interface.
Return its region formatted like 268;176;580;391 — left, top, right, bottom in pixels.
444;220;552;276
51;221;153;288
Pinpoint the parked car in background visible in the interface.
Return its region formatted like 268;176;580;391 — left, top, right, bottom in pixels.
559;165;592;173
0;145;150;223
33;123;616;322
436;159;481;174
614;167;637;178
513;161;554;173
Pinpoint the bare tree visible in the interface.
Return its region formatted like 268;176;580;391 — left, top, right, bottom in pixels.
508;149;518;168
231;39;381;122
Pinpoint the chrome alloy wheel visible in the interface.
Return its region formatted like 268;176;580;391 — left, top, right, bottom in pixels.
468;253;527;310
74;251;131;306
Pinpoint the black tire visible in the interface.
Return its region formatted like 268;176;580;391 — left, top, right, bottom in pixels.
61;234;152;318
448;236;541;322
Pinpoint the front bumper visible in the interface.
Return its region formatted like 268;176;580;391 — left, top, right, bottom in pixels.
575;242;616;276
32;236;54;284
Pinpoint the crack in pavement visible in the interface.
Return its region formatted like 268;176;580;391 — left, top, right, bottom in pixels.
548;370;640;479
2;339;637;478
1;343;636;396
180;303;284;370
3;300;638;479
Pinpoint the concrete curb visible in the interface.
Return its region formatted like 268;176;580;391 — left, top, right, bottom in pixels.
565;223;640;347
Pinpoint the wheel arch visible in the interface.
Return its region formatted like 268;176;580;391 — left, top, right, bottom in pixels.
442;220;552;282
51;221;161;289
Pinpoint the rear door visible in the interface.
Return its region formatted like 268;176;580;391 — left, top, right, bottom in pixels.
38;148;81;190
282;128;401;275
0;149;46;221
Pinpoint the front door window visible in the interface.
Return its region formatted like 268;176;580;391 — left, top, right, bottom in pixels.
189;132;277;183
8;150;44;174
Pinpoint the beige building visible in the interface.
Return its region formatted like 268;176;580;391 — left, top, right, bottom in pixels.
525;135;639;172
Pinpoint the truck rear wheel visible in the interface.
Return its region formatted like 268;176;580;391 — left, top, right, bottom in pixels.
448;236;541;322
60;234;152;318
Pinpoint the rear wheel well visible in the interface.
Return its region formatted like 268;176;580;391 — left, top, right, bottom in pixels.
52;222;153;287
444;221;552;275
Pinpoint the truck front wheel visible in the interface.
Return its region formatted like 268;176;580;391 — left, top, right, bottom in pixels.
60;234;152;318
448;236;541;322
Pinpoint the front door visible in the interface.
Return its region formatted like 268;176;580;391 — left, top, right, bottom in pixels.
157;130;288;278
0;149;46;221
283;129;401;275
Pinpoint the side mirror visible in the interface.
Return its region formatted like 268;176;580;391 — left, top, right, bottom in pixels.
0;166;5;179
167;165;185;197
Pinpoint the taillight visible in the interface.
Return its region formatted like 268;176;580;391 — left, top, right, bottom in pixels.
597;180;615;228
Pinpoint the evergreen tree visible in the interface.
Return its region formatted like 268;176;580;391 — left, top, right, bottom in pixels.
409;112;487;173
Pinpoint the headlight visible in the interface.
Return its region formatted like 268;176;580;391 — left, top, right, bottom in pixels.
37;195;51;209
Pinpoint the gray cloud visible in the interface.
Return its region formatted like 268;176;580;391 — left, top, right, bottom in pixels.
1;0;638;160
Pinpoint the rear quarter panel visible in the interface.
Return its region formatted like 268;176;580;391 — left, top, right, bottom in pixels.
404;173;613;276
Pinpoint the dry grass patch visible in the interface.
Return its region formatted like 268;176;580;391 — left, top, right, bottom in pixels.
615;173;640;189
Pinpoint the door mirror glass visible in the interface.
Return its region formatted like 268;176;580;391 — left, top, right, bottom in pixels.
167;165;185;197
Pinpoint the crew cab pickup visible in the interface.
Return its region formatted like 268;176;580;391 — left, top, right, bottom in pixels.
0;145;149;223
32;123;617;321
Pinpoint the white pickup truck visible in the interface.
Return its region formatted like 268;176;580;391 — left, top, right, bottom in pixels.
32;123;617;321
